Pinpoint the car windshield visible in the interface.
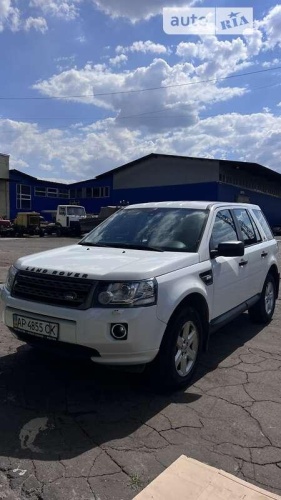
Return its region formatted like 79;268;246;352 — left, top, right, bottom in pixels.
80;207;208;252
67;207;86;216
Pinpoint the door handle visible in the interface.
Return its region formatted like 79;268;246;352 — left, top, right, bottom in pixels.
261;251;268;258
239;260;248;267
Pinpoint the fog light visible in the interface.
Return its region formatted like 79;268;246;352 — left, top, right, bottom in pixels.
110;323;128;340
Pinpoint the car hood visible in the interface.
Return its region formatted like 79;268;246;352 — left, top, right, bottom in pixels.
15;244;200;280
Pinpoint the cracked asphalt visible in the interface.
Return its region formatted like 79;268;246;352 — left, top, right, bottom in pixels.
0;237;281;500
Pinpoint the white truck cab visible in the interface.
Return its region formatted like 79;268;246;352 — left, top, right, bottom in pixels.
55;205;86;236
1;201;279;389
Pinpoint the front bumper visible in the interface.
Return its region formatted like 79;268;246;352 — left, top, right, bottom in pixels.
1;287;167;366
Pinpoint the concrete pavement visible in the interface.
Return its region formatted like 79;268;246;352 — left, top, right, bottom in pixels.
0;237;280;500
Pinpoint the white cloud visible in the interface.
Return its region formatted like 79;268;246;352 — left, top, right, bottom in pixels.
0;0;83;31
24;16;48;33
29;0;80;21
258;4;281;49
2;113;281;181
0;0;20;31
262;58;281;69
55;54;76;72
10;158;30;169
32;58;247;132
0;0;11;18
116;41;169;55
175;35;262;80
40;163;54;171
76;35;86;43
40;176;77;183
91;0;196;22
108;54;128;67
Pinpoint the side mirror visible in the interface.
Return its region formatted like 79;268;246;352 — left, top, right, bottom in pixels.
211;241;245;258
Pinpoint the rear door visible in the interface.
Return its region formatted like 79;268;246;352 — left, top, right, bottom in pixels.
251;208;277;289
232;208;265;297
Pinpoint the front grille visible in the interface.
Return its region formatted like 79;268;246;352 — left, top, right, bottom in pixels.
12;271;95;309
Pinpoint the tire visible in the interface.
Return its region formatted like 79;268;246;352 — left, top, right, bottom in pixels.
56;227;62;237
39;230;44;238
248;273;276;324
148;306;203;390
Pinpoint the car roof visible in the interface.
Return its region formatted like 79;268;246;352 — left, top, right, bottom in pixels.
126;201;260;210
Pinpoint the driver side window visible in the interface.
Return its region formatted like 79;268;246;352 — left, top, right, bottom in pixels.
210;209;238;251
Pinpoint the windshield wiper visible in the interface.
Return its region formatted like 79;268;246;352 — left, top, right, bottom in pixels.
109;243;164;252
79;242;163;252
78;242;111;247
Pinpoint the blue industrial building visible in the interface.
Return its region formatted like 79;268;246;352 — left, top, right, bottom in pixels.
8;153;281;226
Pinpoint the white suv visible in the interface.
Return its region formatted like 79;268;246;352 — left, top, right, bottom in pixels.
1;202;279;389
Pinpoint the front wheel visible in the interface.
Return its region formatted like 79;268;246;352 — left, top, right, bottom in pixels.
248;273;276;324
148;306;203;390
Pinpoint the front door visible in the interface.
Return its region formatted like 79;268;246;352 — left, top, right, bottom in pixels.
210;209;249;320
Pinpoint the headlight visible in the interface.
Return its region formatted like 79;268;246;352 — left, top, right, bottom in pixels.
6;265;18;293
94;279;157;307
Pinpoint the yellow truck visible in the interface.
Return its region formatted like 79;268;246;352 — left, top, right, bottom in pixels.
13;212;44;237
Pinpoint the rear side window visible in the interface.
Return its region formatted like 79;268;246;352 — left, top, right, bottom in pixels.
252;209;273;240
233;208;257;246
210;210;238;250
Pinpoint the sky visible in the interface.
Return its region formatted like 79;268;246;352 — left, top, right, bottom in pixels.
0;0;281;182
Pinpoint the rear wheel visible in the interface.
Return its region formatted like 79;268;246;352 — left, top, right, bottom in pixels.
148;306;203;390
248;273;276;324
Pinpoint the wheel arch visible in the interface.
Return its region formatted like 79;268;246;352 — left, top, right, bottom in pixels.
269;264;280;298
166;293;210;351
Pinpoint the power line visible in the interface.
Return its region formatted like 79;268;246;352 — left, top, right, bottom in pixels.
117;82;281;120
2;81;279;126
0;65;280;100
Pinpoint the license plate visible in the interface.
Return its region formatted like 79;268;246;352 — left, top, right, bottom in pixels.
13;314;59;340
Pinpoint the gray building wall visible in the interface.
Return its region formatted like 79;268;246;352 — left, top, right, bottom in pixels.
0;154;9;218
113;156;220;190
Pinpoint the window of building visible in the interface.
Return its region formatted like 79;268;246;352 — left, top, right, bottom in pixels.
58;189;69;199
47;188;58;197
68;186;110;198
17;184;31;210
34;187;46;197
92;186;110;198
101;186;110;197
35;186;69;198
